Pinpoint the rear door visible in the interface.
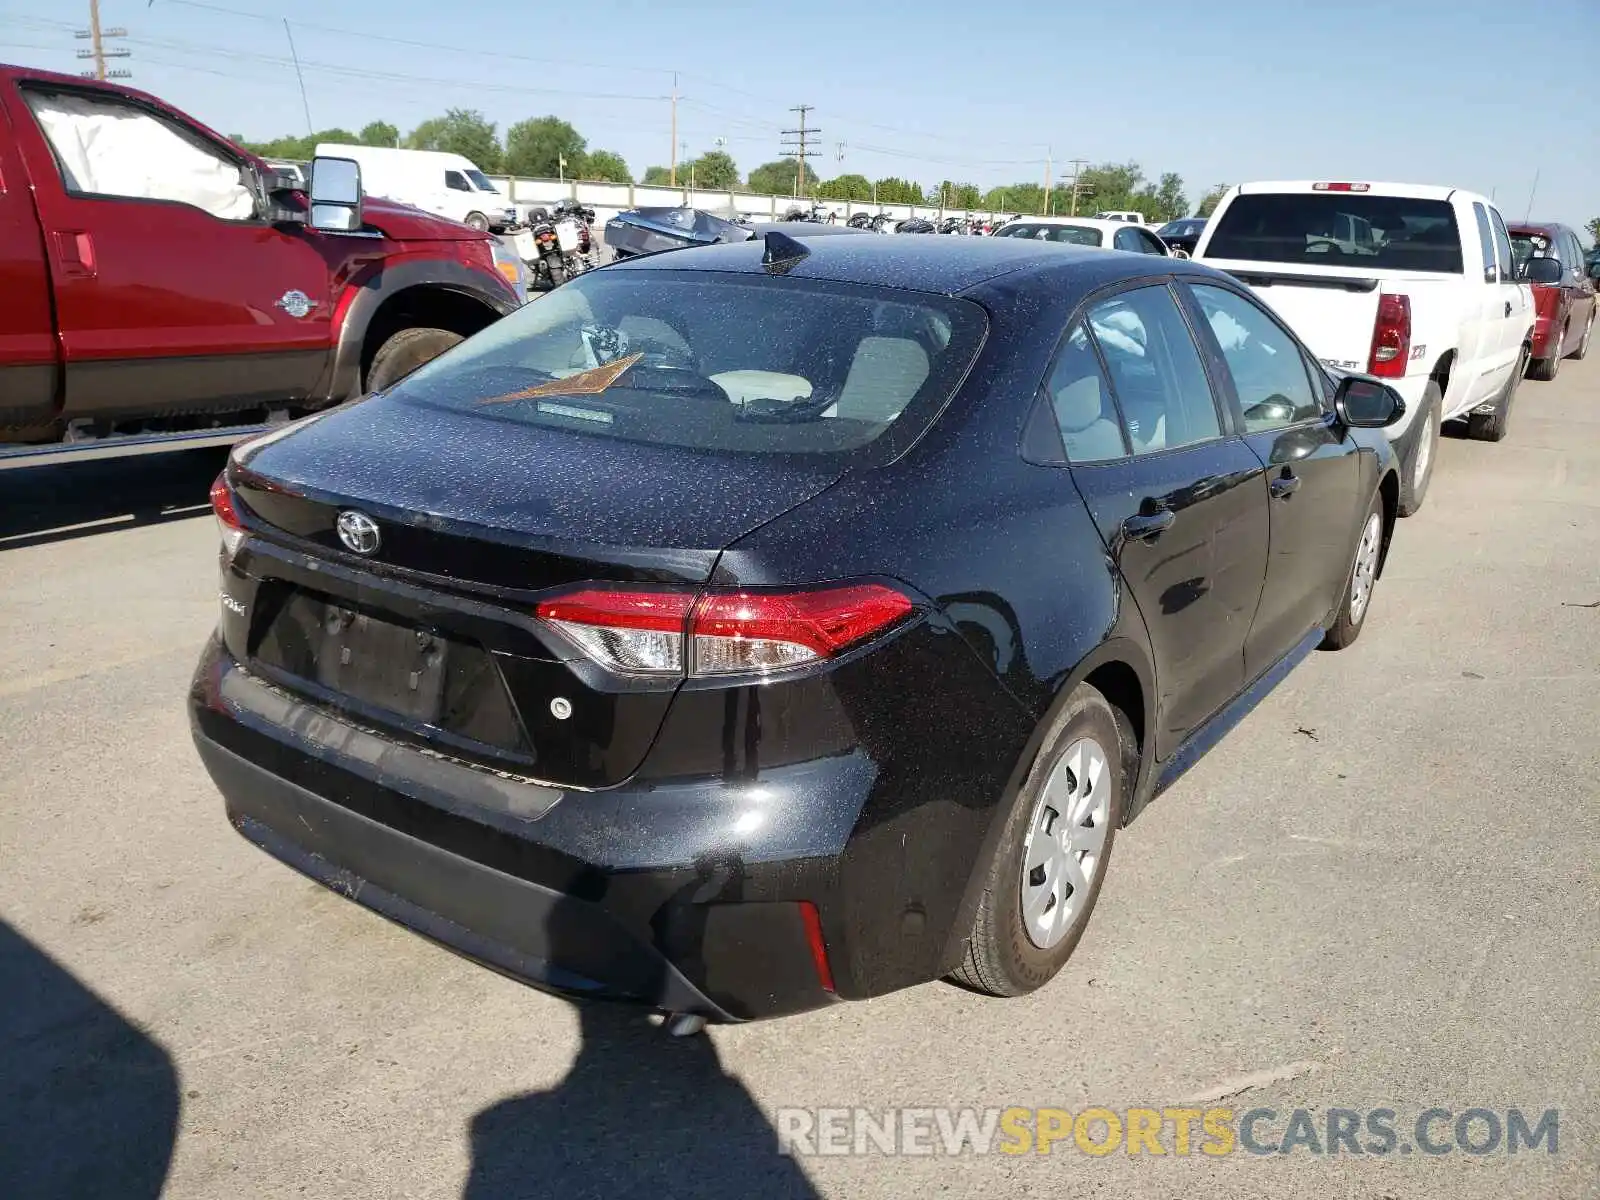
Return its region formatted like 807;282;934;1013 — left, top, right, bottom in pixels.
1486;204;1530;385
1182;281;1360;675
14;80;336;422
1466;202;1506;404
0;90;58;432
1049;281;1270;758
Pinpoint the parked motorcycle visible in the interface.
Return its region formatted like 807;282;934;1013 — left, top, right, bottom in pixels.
552;198;598;275
847;212;874;230
870;212;896;233
894;217;936;234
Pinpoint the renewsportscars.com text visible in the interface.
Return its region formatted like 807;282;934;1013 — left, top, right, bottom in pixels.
776;1106;1560;1158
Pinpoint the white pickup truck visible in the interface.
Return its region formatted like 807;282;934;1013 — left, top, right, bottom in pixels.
1194;181;1534;515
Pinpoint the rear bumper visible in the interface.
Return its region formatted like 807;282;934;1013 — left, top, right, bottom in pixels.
190;637;845;1021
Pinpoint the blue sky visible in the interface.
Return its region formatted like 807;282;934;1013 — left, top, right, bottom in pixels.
3;0;1596;231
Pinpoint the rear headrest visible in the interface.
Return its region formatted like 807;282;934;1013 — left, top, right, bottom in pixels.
1054;374;1103;432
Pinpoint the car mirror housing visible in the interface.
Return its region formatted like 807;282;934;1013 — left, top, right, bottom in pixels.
1334;374;1405;429
1519;257;1563;285
308;156;363;233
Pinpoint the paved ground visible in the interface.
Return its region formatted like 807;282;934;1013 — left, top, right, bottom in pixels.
1;360;1596;1199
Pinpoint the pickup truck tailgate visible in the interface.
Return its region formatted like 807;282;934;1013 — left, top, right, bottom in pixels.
1205;264;1383;372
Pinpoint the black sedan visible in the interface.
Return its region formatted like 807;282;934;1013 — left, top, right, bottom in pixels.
1156;216;1207;258
192;232;1404;1025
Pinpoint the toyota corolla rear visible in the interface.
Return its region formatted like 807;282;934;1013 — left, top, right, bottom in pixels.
188;259;1028;1021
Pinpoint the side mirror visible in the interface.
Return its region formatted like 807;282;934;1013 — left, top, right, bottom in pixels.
1520;256;1563;285
1333;374;1405;429
308;156;362;233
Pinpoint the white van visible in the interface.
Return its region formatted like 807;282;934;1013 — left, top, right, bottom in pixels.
314;144;517;232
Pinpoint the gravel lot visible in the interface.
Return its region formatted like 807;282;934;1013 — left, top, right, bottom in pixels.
2;361;1596;1199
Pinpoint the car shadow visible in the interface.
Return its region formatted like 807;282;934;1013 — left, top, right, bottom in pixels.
0;447;228;551
0;918;179;1199
464;1001;820;1200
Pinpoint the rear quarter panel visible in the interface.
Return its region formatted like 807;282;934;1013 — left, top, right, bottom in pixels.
0;82;58;427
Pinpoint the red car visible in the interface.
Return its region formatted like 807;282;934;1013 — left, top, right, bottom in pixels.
1508;222;1597;381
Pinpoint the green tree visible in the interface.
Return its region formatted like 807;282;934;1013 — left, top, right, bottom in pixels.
503;116;585;178
1585;217;1600;247
583;150;631;184
641;165;673;185
950;182;983;209
873;177;925;205
1054;161;1144;216
1196;183;1230;218
406;109;502;172
984;182;1043;214
241;127;357;160
358;120;399;148
1150;172;1187;222
815;173;873;201
689;149;739;190
747;158;804;196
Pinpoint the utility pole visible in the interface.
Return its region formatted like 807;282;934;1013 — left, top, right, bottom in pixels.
76;0;130;81
1041;147;1051;215
780;105;820;198
1065;158;1090;215
668;73;678;188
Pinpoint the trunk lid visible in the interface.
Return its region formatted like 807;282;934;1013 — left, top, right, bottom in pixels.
224;397;846;789
1200;262;1392;372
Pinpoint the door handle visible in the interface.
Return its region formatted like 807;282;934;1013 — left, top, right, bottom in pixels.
1504;300;1513;317
1269;472;1302;499
1122;510;1175;542
53;230;96;278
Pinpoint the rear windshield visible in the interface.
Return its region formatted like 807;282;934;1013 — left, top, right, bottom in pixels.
386;270;987;460
996;222;1103;246
1207;194;1463;273
1508;230;1550;273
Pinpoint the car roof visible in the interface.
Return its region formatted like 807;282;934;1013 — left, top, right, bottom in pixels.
1232;180;1479;204
995;217;1153;235
605;232;1201;296
1507;221;1564;236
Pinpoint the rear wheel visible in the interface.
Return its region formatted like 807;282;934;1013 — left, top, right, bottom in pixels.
1397;381;1440;517
1571;312;1594;360
1528;333;1562;381
1467;346;1526;442
952;684;1130;998
366;327;464;394
1321;494;1384;650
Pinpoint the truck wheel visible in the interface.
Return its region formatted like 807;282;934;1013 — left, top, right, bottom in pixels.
464;211;490;232
1397;381;1439;517
1467;347;1526;443
950;684;1130;998
366;328;464;394
1527;334;1561;381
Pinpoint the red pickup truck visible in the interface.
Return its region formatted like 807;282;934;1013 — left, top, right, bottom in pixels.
0;64;525;468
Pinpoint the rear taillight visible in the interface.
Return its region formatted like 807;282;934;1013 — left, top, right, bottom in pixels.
1367;293;1411;378
535;583;914;679
209;473;246;556
1312;182;1371;192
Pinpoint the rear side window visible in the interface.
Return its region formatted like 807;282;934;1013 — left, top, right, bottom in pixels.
387;270;987;461
997;223;1103;246
1487;208;1514;281
1207;193;1463;273
1084;285;1222;454
1043;322;1127;463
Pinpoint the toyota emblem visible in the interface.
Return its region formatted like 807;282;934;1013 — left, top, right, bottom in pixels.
335;510;381;555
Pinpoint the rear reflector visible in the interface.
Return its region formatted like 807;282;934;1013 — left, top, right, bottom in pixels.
1367;293;1412;378
1312;182;1371;192
209;473;247;556
798;901;835;993
535;582;913;679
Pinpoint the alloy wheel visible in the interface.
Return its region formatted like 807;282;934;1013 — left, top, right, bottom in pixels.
1020;737;1110;950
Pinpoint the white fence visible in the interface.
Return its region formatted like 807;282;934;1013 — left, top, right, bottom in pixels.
490;175;1003;228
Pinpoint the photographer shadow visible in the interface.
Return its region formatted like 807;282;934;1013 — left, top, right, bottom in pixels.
0;919;179;1199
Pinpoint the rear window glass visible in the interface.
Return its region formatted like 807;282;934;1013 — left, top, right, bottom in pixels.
385;271;986;460
995;223;1104;246
1509;230;1551;273
1207;194;1463;273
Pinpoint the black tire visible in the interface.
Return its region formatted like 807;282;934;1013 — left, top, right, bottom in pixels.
1467;346;1526;442
1321;491;1384;651
1396;380;1440;517
1527;341;1560;382
951;684;1132;998
464;211;490;232
366;327;464;394
1570;312;1593;361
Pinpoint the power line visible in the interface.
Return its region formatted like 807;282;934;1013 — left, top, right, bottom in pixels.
779;104;819;197
76;0;131;81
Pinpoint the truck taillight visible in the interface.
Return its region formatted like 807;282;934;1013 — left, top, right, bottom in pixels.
209;473;247;556
1312;182;1371;192
536;583;914;679
1367;294;1411;378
